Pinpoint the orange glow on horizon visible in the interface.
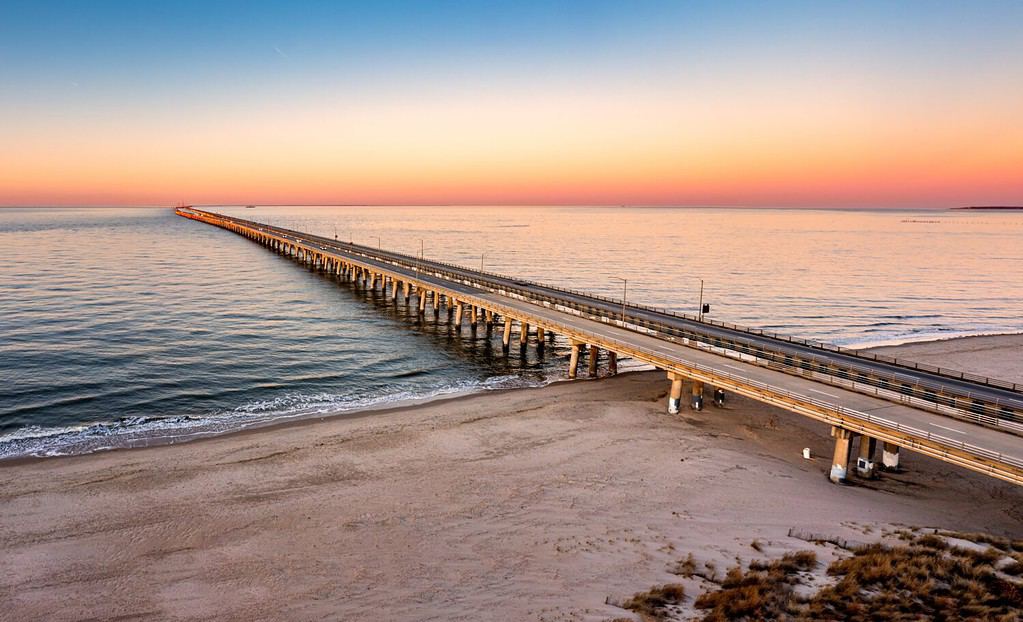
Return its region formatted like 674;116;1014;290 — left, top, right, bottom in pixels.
3;83;1021;207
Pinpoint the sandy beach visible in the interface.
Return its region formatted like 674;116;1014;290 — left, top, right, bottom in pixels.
1;335;1021;621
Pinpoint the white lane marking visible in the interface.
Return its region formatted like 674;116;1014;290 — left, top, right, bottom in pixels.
809;388;841;399
723;364;746;372
929;422;966;434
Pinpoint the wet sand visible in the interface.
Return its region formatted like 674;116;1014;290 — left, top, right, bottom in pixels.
1;335;1021;621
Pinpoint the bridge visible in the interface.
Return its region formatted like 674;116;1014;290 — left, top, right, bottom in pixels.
177;207;1023;486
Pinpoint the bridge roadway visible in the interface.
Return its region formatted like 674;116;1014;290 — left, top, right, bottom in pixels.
177;208;1023;486
229;215;1023;433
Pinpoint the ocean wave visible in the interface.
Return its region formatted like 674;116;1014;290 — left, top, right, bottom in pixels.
0;373;545;461
838;328;1023;350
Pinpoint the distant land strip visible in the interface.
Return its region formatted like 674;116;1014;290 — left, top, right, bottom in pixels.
952;206;1023;210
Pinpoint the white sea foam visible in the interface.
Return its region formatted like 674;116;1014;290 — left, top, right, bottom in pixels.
0;373;546;460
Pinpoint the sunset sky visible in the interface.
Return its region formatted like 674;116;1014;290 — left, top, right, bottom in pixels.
2;1;1021;207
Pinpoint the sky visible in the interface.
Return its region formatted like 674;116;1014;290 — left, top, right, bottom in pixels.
1;1;1021;207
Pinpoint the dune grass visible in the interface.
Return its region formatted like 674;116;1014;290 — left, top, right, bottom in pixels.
617;532;1023;621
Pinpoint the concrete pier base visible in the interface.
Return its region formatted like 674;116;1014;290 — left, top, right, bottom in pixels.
830;427;854;484
519;322;529;346
502;318;512;350
418;291;427;313
691;381;704;411
454;302;464;328
881;441;901;472
667;373;683;414
856;436;878;478
568;342;581;379
588;346;599;377
607;352;617;375
535;327;545;347
713;388;725;407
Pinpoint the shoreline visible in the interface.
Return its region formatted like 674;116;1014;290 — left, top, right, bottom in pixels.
0;375;568;468
851;328;1023;351
3;331;1020;465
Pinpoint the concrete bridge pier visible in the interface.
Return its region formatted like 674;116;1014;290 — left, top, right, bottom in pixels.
588;346;599;377
502;318;513;350
667;372;684;414
454;302;464;329
433;292;440;315
881;441;901;472
691;381;705;411
608;352;618;375
519;322;529;347
856;436;878;479
535;327;545;349
418;290;428;313
485;310;494;327
392;279;400;301
470;306;479;330
568;342;582;379
830;426;855;483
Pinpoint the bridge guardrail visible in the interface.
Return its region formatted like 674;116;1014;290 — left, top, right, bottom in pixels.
259;220;1023;428
180;209;1023;482
183;209;1023;430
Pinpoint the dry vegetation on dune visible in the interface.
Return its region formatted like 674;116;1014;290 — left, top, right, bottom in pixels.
615;531;1023;622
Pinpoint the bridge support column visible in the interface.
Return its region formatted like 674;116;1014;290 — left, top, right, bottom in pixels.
536;327;545;342
403;281;411;303
502;318;513;350
485;310;494;326
392;280;400;301
470;306;479;326
667;372;684;414
433;291;440;314
569;342;582;379
608;351;618;375
829;427;854;484
519;322;529;346
455;302;464;328
691;381;705;411
881;442;901;472
588;346;599;377
856;436;878;479
713;388;726;407
418;290;427;313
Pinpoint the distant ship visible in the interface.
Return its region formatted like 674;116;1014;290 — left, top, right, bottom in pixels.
245;205;255;209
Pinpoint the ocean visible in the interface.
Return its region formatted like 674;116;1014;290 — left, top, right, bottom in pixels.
2;206;1021;458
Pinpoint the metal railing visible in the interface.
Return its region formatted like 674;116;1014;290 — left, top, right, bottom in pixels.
179;209;1023;482
181;209;1023;428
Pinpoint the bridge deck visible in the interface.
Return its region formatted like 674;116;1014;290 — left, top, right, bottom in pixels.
177;208;1023;486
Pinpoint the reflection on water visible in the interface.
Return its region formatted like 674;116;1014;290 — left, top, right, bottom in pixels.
1;206;1020;457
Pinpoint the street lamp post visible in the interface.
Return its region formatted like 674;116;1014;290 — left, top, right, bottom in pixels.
611;277;628;324
698;279;705;321
480;251;486;273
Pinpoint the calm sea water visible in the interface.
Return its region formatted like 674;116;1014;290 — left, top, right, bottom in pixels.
2;206;1021;458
